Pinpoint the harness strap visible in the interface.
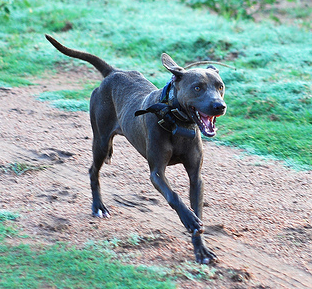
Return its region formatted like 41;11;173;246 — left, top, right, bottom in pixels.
135;103;170;118
135;78;196;139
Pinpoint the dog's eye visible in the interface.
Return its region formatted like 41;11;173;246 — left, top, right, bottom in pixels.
194;86;201;92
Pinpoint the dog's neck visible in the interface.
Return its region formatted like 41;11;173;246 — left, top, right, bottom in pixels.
135;77;196;139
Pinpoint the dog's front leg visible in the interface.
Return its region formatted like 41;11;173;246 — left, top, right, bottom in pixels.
150;167;216;263
189;170;217;264
149;168;204;234
185;152;218;264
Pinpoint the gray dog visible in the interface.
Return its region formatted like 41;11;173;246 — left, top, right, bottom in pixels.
46;34;227;264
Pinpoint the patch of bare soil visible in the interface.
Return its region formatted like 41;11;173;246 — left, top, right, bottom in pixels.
251;0;311;25
1;68;312;288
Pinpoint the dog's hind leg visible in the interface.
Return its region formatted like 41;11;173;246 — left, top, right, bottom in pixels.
89;134;114;218
89;87;119;218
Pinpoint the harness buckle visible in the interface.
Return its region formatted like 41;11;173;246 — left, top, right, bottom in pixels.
158;119;172;133
171;108;189;122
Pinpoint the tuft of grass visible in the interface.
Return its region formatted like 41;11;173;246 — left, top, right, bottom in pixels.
85;236;220;282
37;89;91;111
0;162;47;175
0;211;19;242
167;261;218;281
127;233;143;246
0;211;19;222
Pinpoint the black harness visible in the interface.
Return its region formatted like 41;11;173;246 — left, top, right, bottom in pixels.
135;78;196;139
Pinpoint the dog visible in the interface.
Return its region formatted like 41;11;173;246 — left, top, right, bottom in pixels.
45;34;227;264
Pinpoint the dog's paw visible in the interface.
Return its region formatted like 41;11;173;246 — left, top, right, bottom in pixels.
92;209;110;218
195;247;217;264
180;208;204;234
92;202;110;219
192;235;217;265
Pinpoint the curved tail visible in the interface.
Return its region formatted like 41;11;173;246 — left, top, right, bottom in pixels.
45;34;114;78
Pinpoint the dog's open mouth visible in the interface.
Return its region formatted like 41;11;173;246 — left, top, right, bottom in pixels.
191;107;218;137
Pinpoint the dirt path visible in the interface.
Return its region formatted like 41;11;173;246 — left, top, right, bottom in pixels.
1;69;312;288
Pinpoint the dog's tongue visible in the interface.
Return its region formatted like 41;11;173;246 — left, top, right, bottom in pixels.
199;111;216;136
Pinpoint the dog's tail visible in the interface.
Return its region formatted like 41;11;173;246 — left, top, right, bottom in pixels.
45;34;114;78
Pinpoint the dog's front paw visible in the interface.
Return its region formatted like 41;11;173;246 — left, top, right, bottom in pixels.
192;235;217;264
180;208;204;234
176;203;203;233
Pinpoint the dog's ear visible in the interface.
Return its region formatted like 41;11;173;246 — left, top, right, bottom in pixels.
206;65;219;74
161;53;185;78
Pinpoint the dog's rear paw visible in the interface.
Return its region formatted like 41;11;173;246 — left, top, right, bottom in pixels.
92;209;110;218
92;202;110;218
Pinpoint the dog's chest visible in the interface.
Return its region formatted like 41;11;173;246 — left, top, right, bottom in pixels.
169;134;201;163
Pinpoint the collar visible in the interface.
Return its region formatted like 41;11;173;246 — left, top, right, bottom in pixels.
159;79;172;103
159;78;191;122
159;77;179;108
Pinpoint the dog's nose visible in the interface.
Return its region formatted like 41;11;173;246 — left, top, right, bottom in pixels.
213;102;226;114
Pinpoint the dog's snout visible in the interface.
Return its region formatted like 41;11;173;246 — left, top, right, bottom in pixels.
213;102;226;110
213;102;226;114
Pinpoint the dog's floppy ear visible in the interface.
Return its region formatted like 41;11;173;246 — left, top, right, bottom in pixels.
206;64;219;74
161;53;185;78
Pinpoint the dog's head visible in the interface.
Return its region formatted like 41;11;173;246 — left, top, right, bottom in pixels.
162;53;226;137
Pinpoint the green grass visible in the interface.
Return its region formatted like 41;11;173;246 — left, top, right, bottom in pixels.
0;214;175;289
0;211;19;242
0;162;47;175
211;117;312;170
38;89;90;111
0;245;175;289
1;0;311;168
0;211;19;223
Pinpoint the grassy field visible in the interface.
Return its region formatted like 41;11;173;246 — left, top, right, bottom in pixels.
0;211;176;289
1;0;311;168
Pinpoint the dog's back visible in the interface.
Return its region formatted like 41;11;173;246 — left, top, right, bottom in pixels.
45;34;161;155
90;69;159;157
